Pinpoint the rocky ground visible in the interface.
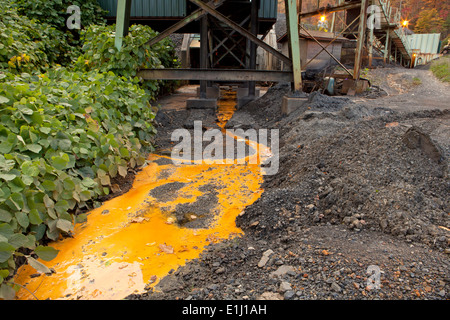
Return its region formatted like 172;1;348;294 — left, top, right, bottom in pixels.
127;65;449;300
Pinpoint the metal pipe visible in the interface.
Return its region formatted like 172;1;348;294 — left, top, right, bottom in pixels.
200;16;208;99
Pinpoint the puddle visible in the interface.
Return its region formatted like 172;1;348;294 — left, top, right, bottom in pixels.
14;88;269;300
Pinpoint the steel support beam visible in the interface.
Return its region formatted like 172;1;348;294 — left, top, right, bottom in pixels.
144;0;224;48
285;0;302;92
353;0;368;80
210;18;249;66
209;16;250;59
299;1;361;19
211;34;246;67
137;69;294;82
248;0;259;97
115;0;132;51
189;0;292;66
200;16;208;98
384;30;390;63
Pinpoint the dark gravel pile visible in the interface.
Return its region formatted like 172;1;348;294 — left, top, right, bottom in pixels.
129;68;449;300
129;224;449;300
240;108;449;252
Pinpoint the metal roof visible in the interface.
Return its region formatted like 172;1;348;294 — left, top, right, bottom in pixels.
97;0;278;19
407;33;441;54
97;0;187;17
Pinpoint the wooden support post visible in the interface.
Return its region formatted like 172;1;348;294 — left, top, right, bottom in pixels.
200;16;208;99
248;0;259;97
384;30;390;64
394;46;397;63
285;0;302;92
115;0;132;51
353;0;368;80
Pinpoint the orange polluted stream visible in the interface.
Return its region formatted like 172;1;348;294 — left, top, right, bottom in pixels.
15;89;268;300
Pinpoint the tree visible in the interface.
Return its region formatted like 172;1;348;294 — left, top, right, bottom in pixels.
414;8;445;33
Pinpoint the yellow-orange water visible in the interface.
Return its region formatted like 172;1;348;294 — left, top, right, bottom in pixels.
14;89;268;300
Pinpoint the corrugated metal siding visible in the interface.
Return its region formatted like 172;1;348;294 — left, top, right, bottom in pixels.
98;0;276;19
259;0;278;19
407;33;441;54
97;0;186;17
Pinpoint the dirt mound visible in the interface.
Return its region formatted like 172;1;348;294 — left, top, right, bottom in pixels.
237;105;449;252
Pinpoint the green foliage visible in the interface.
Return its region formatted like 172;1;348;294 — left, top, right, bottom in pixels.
430;56;450;83
0;1;179;298
412;77;422;85
0;68;156;294
414;8;445;34
12;0;107;33
75;24;180;98
0;1;74;72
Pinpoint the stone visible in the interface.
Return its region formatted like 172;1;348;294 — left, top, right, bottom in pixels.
257;292;283;300
258;249;274;268
284;290;295;300
215;267;225;274
270;265;296;278
402;126;443;163
281;96;308;115
331;282;342;292
279;281;292;292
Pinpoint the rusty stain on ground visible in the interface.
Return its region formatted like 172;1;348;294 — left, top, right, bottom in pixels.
14;88;269;300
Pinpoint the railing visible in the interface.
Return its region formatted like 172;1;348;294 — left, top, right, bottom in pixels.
377;0;412;58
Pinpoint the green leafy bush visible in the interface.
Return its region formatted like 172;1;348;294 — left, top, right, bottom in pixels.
0;1;74;72
12;0;106;34
0;68;156;297
75;24;180;98
430;56;450;83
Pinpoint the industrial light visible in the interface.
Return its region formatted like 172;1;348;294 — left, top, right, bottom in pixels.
402;20;409;27
320;15;326;22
